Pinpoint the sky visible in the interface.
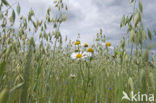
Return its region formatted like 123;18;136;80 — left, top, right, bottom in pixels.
7;0;156;49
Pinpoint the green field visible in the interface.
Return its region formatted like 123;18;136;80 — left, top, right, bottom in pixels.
0;0;156;103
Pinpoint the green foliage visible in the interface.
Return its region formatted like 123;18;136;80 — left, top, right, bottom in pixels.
0;12;3;20
0;61;6;79
0;0;155;103
10;82;24;93
20;38;34;103
128;77;134;90
1;0;9;6
0;88;9;103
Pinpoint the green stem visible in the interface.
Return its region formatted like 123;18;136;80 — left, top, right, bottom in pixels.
79;61;84;81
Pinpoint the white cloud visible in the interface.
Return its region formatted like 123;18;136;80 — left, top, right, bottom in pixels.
27;0;51;4
7;0;156;46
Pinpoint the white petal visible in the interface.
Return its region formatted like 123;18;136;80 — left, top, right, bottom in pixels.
70;52;77;59
109;46;114;50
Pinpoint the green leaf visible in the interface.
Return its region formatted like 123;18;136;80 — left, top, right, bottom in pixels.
0;12;3;20
0;61;6;78
149;73;155;89
2;0;10;6
147;28;152;40
139;2;143;13
10;82;24;93
128;77;134;90
17;3;20;15
139;69;144;86
0;88;9;103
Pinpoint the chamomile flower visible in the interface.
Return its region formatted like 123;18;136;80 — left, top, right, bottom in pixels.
101;42;114;55
70;74;76;78
87;48;94;53
84;43;88;47
74;40;80;45
71;52;77;59
102;42;114;49
71;52;83;59
70;52;93;60
76;53;82;58
82;52;92;58
105;42;111;47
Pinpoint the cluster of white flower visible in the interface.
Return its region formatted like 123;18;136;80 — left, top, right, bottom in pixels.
70;41;95;60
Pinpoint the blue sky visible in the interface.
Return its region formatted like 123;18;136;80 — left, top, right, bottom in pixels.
7;0;156;50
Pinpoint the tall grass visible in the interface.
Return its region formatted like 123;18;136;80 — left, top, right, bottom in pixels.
0;0;156;103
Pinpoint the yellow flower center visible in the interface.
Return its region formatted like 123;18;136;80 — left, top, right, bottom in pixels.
87;48;94;53
76;53;82;58
84;43;88;47
74;41;80;45
106;42;111;47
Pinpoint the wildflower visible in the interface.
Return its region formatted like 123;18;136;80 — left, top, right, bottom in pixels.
70;74;76;78
105;42;111;47
70;52;93;60
102;42;114;49
84;43;88;47
83;52;92;58
71;52;83;59
76;53;82;58
109;88;112;90
74;41;80;45
101;42;114;54
71;52;78;59
87;48;94;53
